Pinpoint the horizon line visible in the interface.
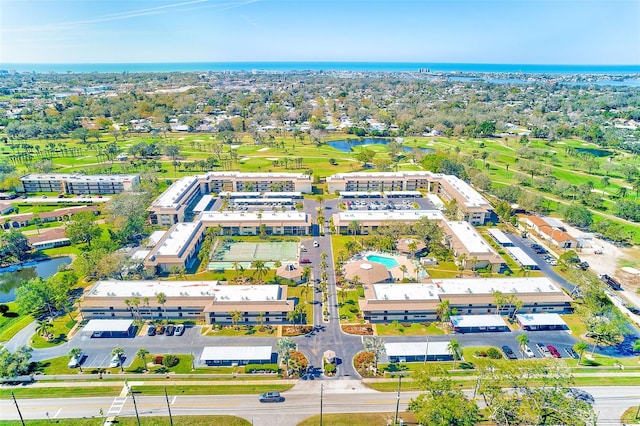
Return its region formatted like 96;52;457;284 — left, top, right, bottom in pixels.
2;61;640;66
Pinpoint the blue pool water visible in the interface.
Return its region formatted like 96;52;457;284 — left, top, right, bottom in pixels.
365;255;399;268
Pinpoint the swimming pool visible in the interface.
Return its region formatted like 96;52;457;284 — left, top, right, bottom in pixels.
365;254;399;268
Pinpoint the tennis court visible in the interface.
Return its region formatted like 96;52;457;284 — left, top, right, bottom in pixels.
209;241;298;270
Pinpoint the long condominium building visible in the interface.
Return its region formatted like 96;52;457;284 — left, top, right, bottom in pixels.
20;173;139;195
441;221;505;272
332;209;444;235
149;172;312;225
359;277;572;323
81;280;294;324
327;171;493;225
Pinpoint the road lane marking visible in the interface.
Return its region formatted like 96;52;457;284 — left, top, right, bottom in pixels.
53;408;61;418
171;396;177;405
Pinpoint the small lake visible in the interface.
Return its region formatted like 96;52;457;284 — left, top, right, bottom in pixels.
575;147;613;157
0;256;71;303
327;138;431;153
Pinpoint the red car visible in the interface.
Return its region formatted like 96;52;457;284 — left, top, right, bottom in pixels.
547;345;562;358
300;258;312;264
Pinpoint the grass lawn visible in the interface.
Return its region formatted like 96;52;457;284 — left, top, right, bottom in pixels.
298;412;419;426
204;324;278;337
425;261;461;278
0;302;33;342
622;406;640;424
338;289;361;322
376;322;445;336
0;416;250;425
30;316;76;348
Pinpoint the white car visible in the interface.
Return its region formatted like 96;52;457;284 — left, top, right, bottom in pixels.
67;352;84;368
313;241;319;247
109;355;121;368
522;345;535;358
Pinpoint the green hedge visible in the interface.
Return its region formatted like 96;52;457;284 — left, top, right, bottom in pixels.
245;363;279;373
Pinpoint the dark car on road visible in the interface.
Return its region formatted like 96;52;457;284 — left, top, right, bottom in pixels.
300;258;312;264
259;392;284;403
156;325;165;335
147;325;156;336
501;345;517;360
165;325;175;336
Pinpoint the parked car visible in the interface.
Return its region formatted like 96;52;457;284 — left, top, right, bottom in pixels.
109;355;121;368
522;345;535;358
300;258;311;264
156;325;165;335
67;352;84;368
165;325;175;336
313;240;319;247
259;392;284;403
547;345;561;358
147;325;156;336
501;345;517;360
174;324;185;336
92;331;103;338
536;343;551;357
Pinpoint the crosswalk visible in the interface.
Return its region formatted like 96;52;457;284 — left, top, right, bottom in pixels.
103;382;131;425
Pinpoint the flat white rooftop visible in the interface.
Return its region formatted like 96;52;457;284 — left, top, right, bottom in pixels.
506;247;538;268
152;176;199;209
21;173;138;183
193;195;214;212
207;171;310;179
153;222;201;257
219;191;261;198
427;194;446;210
200;211;308;223
433;277;562;295
450;315;507;328
201;346;272;361
487;228;512;245
385;341;450;357
147;231;167;247
516;313;567;327
373;283;440;301
329;171;435;180
88;280;282;301
442;175;489;208
446;221;497;254
337;210;444;222
84;319;133;332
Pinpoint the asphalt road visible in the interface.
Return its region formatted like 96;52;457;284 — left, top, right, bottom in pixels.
1;383;637;426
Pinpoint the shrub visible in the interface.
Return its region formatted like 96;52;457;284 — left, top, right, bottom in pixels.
487;347;503;359
0;304;9;316
324;363;336;374
162;355;179;367
246;364;279;373
154;356;163;365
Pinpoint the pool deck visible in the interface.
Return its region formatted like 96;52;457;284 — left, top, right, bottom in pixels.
361;251;422;282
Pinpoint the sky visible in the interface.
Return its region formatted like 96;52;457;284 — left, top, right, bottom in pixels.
1;0;639;64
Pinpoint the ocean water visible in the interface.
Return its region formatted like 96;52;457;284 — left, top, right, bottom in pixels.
2;62;640;75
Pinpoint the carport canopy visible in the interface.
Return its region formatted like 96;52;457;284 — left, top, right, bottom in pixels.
450;315;507;329
84;319;133;333
505;247;538;268
201;346;272;362
516;313;567;328
385;341;450;358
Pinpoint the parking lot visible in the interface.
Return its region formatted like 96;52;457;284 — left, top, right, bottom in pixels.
344;195;436;212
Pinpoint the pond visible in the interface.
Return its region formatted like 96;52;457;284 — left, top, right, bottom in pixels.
327;138;431;153
575;147;613;157
0;256;71;303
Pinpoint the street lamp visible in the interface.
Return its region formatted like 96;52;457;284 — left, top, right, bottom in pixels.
393;372;410;426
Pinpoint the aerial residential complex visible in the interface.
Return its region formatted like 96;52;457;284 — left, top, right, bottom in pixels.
81;280;294;324
327;171;494;225
20;173;140;194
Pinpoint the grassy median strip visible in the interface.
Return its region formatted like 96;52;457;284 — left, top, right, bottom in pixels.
298;412;420;426
0;383;294;399
0;416;251;425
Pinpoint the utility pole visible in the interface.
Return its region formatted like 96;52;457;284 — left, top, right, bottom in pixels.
11;392;25;426
128;384;142;426
164;386;174;426
320;383;324;426
394;375;403;426
423;335;430;365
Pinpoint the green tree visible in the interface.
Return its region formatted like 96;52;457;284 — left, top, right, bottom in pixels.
136;348;150;372
276;337;296;376
156;292;167;321
0;346;33;378
410;366;480;426
574;341;589;365
250;260;269;284
516;333;529;355
64;211;101;248
447;339;462;369
363;337;386;374
230;310;242;330
436;299;452;323
0;230;30;264
35;319;54;341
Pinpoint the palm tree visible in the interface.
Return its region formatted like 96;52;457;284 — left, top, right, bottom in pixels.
276;337;296;376
447;339;462;369
136;348;150;372
302;266;312;284
338;287;347;306
516;333;529;355
69;347;84;372
251;260;268;284
574;341;589;365
600;176;610;196
111;347;125;372
320;251;328;262
436;299;452;323
257;312;265;331
169;265;180;280
399;264;408;280
351;274;361;290
300;284;310;304
35;320;54;342
156;292;167;321
493;290;505;315
230;310;242;330
348;220;360;238
232;261;242;282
